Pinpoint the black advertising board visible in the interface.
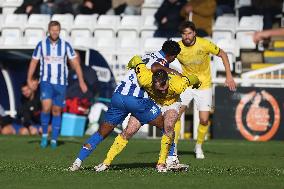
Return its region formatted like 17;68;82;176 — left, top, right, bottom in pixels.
213;86;284;141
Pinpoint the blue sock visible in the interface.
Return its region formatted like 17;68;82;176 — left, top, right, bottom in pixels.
168;142;175;156
78;132;104;161
41;112;50;135
51;115;61;141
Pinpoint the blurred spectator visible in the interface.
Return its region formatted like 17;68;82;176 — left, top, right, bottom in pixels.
14;0;43;15
79;0;111;15
110;0;144;15
41;0;74;15
0;106;29;135
40;0;56;15
0;81;46;135
17;81;44;135
180;0;216;37
154;0;186;38
216;0;235;17
239;0;282;29
253;27;284;43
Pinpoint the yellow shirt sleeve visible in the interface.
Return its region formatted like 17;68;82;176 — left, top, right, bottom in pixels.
169;74;199;94
168;75;190;94
204;39;220;55
135;64;153;88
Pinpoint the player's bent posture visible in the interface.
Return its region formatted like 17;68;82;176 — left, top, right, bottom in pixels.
94;56;200;172
69;40;182;172
27;21;88;149
167;21;236;164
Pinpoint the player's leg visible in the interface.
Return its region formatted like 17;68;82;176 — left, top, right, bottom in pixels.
50;105;62;148
157;109;179;172
96;97;162;171
96;116;142;171
29;125;40;135
70;121;116;171
39;82;53;148
168;88;193;163
70;93;128;171
50;84;67;148
1;124;16;135
194;88;212;159
18;127;29;135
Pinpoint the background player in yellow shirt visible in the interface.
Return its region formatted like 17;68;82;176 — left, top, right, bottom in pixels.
94;56;200;172
167;21;236;164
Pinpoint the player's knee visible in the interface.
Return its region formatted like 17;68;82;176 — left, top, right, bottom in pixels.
164;125;174;136
83;143;92;150
29;128;38;135
199;119;209;126
52;108;61;116
19;128;29;135
1;126;14;135
121;132;132;140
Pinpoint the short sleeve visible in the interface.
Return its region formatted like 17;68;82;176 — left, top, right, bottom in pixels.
32;42;42;60
204;39;220;55
66;42;76;60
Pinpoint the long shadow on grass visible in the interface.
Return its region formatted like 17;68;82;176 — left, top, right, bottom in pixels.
179;150;225;156
84;162;156;171
27;140;81;146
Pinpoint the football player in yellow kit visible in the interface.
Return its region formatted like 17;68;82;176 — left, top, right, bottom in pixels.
167;21;236;165
94;55;200;172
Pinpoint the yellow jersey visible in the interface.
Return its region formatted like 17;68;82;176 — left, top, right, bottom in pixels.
135;64;198;106
177;37;220;89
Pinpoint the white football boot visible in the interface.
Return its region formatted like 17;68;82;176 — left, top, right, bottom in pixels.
94;163;110;172
166;155;180;169
69;158;82;171
194;144;205;159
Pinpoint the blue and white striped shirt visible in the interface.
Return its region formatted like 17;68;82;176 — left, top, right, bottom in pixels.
32;37;76;85
114;50;169;98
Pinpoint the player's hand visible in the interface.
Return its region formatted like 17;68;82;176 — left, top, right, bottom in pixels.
225;76;236;91
27;79;38;91
79;81;88;93
127;55;144;69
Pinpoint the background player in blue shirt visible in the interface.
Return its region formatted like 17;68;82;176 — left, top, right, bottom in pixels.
27;21;88;149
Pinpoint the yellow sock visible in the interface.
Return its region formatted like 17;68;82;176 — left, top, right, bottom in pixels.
196;123;209;145
103;135;128;165
157;135;173;164
174;119;181;145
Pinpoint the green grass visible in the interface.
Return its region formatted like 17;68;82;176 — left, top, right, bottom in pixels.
0;135;283;189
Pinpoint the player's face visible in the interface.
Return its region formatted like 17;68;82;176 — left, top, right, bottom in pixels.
181;28;196;46
166;54;177;63
48;25;60;42
21;86;32;98
153;81;169;95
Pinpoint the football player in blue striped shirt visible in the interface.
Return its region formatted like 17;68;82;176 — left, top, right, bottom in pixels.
27;21;88;149
69;40;181;172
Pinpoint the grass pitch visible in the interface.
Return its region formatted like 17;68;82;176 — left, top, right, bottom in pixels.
0;135;283;189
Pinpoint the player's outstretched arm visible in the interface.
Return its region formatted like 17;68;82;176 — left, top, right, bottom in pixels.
169;74;200;94
27;58;39;91
69;56;88;93
217;49;236;91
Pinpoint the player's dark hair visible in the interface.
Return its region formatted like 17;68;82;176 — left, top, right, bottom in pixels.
152;69;168;86
179;21;196;33
48;20;61;30
162;40;181;56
